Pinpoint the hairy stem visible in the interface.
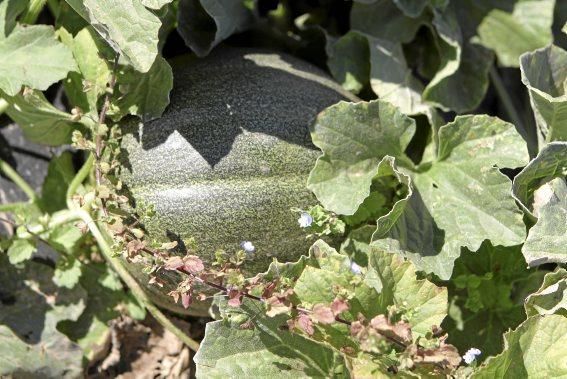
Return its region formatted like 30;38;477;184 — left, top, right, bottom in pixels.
29;209;201;351
0;159;37;201
66;153;94;209
91;218;201;352
21;0;47;24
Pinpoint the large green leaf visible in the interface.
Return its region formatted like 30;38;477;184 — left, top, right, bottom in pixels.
350;0;427;43
347;0;493;113
307;100;415;215
194;300;348;378
3;89;82;146
59;26;112;117
512;142;567;216
522;177;567;265
326;31;369;95
442;242;535;358
177;0;254;57
476;0;555;67
367;245;448;337
0;257;85;378
64;0;162;72
473;315;567;378
108;55;173;121
525;268;567;317
373;115;528;278
520;44;567;143
422;2;494;113
0;25;76;96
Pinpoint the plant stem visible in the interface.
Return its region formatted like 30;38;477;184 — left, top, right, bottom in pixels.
35;208;201;351
0;202;27;212
91;218;201;352
489;65;526;138
0;159;37;201
21;0;47;24
66;153;94;209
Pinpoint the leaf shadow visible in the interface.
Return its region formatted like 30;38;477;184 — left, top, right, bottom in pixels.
122;47;350;168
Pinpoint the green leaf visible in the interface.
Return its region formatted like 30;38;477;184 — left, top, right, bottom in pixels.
3;89;82;146
194;300;348;378
58;263;145;361
59;26;112;117
525;268;567;317
7;238;36;264
326;31;369;95
292;241;447;341
0;0;28;39
350;0;427;43
307;100;415;215
47;222;84;253
64;0;162;72
366;245;448;337
373;115;528;278
177;0;254;57
41;152;76;213
140;0;174;9
53;256;83;289
520;44;567;143
108;55;173;121
421;5;494;113
442;242;535;358
393;0;439;17
0;256;85;378
476;0;555;67
326;31;440;118
512;142;567;217
522;177;567;266
473;315;567;378
0;24;77;96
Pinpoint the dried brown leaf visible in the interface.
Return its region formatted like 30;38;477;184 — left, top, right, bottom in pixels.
312;304;335;324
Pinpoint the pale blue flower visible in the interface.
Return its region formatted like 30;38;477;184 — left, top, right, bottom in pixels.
240;241;255;253
462;347;481;364
298;212;313;228
350;261;362;275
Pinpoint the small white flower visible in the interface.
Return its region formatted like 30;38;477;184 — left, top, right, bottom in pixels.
240;241;255;253
462;347;481;364
350;261;362;275
298;212;313;228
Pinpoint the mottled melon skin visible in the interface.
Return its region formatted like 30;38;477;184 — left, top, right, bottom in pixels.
119;48;355;315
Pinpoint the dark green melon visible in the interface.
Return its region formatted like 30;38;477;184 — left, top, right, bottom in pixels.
119;47;355;315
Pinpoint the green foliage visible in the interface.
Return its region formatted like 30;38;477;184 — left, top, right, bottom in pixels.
473;315;567;378
64;0;162;72
476;0;555;67
524;268;567;317
0;256;86;378
520;44;567;143
195;301;348;378
0;0;565;376
442;242;536;358
309;101;528;279
177;0;254;57
0;24;76;96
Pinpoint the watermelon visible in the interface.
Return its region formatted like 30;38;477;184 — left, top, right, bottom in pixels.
119;47;355;315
